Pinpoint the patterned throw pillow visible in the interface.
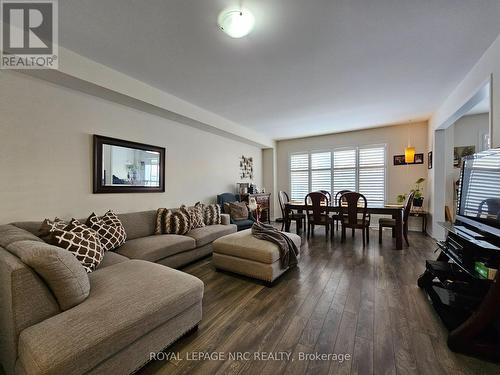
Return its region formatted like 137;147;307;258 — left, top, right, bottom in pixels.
39;218;67;241
187;202;205;229
228;201;249;221
49;219;103;273
163;205;191;235
204;203;221;225
154;208;167;235
86;210;127;251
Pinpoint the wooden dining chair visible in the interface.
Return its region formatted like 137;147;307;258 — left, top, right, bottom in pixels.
305;192;330;238
317;190;332;205
278;191;306;233
331;189;351;232
379;191;415;246
339;192;370;246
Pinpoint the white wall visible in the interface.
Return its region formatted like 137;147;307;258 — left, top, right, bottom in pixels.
428;33;500;239
454;113;490;151
0;71;262;223
276;121;428;230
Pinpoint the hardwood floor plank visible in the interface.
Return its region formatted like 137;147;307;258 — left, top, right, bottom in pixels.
138;228;500;375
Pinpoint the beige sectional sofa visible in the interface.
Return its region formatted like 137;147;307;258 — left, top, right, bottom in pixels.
0;210;237;375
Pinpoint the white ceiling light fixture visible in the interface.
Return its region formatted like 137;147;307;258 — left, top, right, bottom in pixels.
217;8;255;38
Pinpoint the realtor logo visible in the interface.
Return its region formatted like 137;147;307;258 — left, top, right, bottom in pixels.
1;0;58;69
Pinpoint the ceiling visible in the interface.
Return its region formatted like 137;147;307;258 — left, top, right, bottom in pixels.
59;1;500;140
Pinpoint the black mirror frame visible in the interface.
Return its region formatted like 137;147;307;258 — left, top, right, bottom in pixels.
93;135;165;194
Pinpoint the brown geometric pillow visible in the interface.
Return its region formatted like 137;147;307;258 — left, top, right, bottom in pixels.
154;208;167;235
187;202;205;230
163;205;191;235
86;210;127;251
49;219;103;273
39;218;67;242
204;203;221;225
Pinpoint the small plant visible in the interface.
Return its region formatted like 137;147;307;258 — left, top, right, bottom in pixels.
412;178;425;206
397;194;406;204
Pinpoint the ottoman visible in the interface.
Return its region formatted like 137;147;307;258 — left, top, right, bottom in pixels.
212;228;301;283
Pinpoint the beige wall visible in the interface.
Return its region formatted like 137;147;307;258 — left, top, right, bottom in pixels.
276;121;428;229
0;71;262;224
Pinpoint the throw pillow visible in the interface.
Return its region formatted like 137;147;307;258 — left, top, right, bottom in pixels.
204;203;221;225
86;210;127;251
187;202;205;229
154;208;167;234
6;240;90;311
163;205;191;235
229;201;249;221
39;218;67;242
49;219;103;273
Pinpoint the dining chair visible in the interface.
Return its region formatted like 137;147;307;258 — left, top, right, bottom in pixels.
305;191;330;238
317;190;332;205
278;191;306;234
339;192;370;246
331;190;351;232
379;191;415;246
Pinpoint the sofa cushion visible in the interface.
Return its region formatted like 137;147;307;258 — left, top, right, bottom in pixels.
0;224;43;248
17;260;204;375
185;224;237;247
164;206;191;235
213;228;301;264
96;251;129;270
116;210;157;240
187;202;205;230
115;234;196;262
204;203;221;225
6;240;90;310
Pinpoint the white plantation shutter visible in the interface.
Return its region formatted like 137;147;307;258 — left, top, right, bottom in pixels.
333;149;356;195
359;146;386;207
290;153;309;201
311;152;331;193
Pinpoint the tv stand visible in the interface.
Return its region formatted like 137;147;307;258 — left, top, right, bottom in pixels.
418;222;500;362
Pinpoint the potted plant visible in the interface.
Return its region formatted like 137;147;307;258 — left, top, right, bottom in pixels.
412;178;425;207
397;194;406;204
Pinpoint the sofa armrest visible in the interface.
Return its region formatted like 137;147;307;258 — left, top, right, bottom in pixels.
220;214;231;225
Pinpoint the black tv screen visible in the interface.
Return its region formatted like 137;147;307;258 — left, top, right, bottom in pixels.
457;148;500;231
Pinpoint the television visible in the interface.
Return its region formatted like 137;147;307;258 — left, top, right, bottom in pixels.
456;148;500;237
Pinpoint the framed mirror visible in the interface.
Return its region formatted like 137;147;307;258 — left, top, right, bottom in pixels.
93;135;165;193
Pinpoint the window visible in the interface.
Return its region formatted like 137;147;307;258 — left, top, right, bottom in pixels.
290;153;309;201
290;145;386;206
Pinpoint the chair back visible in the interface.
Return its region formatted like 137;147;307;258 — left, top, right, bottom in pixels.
340;192;367;226
317;190;332;204
335;190;351;205
278;191;290;220
305;192;328;223
403;191;415;223
217;193;239;211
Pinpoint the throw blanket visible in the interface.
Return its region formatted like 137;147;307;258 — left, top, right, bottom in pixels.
251;222;299;269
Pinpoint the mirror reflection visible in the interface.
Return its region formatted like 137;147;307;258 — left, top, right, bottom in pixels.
102;144;160;187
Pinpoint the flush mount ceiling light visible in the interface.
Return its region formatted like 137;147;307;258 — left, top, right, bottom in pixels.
217;8;255;38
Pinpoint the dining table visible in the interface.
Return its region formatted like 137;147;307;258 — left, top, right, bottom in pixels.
284;201;406;250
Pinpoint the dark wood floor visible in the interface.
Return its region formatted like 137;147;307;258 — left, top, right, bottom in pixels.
139;226;500;375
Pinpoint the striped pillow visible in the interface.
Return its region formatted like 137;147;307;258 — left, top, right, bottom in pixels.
154;208;167;235
163;205;191;235
187;202;205;229
204;204;221;225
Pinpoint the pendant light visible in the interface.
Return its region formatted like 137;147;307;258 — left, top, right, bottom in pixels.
405;121;415;163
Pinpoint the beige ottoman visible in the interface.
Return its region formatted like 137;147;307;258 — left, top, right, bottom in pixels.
212;229;301;283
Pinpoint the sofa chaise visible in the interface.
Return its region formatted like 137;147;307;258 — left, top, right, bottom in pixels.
0;210;237;375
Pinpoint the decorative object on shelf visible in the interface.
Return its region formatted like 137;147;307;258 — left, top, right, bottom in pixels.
454;145;475;168
93;135;165;193
428;151;433;169
248;197;259;222
239;155;254;179
393;153;424;166
412;177;425;207
236;182;249;196
217;8;255;38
